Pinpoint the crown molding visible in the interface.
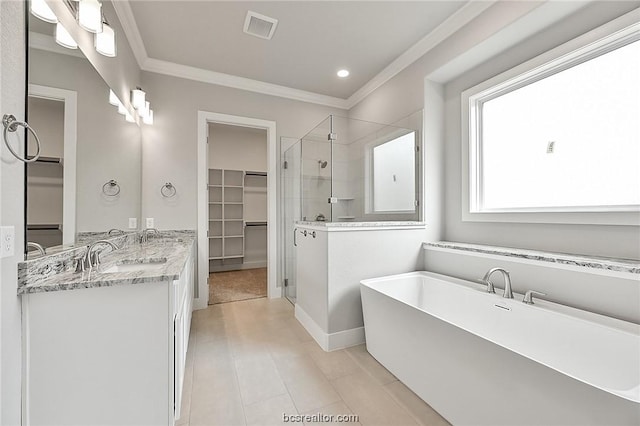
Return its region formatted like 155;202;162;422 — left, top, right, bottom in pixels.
111;0;149;68
344;0;496;109
144;57;350;109
29;31;87;59
112;0;495;110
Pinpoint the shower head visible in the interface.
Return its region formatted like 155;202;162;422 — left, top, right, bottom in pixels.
318;160;328;168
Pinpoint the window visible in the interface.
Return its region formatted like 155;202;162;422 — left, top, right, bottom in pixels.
464;20;640;224
366;131;417;213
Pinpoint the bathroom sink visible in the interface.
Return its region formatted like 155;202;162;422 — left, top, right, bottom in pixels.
102;258;168;274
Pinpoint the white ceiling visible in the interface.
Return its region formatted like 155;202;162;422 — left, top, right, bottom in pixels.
127;1;467;99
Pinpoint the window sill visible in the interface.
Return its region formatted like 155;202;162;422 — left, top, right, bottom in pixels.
461;210;640;226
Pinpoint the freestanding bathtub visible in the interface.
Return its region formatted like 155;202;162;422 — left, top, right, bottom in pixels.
360;271;640;426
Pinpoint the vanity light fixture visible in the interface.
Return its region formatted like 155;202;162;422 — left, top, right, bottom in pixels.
95;20;116;57
131;87;146;111
138;101;154;125
108;90;119;106
337;69;350;78
117;101;127;115
55;22;78;49
125;112;136;123
31;0;58;24
78;0;103;34
143;110;154;125
138;101;150;118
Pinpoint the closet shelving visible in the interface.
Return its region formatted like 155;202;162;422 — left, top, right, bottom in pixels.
208;169;244;270
27;155;64;248
208;169;269;272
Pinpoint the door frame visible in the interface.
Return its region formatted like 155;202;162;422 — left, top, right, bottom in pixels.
196;111;278;309
27;84;77;245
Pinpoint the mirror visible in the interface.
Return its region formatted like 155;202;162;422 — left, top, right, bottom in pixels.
26;13;142;258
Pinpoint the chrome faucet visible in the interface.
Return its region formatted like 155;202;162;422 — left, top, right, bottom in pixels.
522;290;546;305
481;267;513;299
76;240;119;272
27;241;47;256
26;242;46;256
139;228;159;244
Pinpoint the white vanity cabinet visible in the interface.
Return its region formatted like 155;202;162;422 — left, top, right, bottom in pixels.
21;245;195;426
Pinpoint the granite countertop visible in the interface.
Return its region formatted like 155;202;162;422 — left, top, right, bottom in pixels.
424;241;640;275
18;231;196;294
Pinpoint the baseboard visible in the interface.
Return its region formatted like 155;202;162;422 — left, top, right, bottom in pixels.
327;326;365;351
295;305;365;351
193;296;208;310
210;262;267;272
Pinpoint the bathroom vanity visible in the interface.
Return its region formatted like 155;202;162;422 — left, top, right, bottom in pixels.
18;231;195;426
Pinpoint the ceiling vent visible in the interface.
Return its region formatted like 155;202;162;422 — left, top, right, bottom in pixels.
243;11;278;40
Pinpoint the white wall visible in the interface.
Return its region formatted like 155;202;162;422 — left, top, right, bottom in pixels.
209;123;267;172
0;2;25;423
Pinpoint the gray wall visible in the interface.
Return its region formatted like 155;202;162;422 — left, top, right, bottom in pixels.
0;2;25;423
140;71;346;230
347;1;547;125
47;0;141;118
209;123;267;172
29;49;142;233
442;3;640;259
349;1;640;260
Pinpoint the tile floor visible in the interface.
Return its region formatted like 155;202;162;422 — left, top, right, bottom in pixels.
178;297;450;426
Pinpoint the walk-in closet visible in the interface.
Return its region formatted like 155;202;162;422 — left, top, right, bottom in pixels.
207;123;268;304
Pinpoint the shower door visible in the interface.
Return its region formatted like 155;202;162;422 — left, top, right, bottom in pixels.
281;139;301;303
301;116;332;222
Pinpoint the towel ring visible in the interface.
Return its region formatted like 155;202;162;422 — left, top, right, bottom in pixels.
2;114;41;163
102;180;121;196
161;182;177;198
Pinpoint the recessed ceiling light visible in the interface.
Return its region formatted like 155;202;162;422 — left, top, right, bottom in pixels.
337;69;350;78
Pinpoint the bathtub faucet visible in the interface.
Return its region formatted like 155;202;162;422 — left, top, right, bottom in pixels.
481;267;513;299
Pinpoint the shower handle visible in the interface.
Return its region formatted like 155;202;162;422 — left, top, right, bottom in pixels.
294;228;297;246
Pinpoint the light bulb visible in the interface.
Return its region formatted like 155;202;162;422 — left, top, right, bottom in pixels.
95;22;116;57
31;0;58;23
139;101;151;119
109;90;119;106
131;87;146;110
55;23;77;49
78;0;103;34
143;110;153;125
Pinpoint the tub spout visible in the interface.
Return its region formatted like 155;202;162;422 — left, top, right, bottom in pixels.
481;267;513;299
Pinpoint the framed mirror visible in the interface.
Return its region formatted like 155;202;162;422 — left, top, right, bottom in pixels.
25;10;142;258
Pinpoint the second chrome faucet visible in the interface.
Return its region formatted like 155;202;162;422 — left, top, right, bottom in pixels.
480;267;513;299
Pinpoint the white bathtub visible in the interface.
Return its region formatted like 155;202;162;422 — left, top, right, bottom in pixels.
361;271;640;426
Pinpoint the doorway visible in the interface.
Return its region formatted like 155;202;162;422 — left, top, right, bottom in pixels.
196;112;278;310
207;123;268;304
26;85;77;253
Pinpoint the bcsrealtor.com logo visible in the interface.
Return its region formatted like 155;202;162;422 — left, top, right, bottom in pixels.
283;413;359;423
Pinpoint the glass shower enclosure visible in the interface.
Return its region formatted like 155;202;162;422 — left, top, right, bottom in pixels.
281;113;422;302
